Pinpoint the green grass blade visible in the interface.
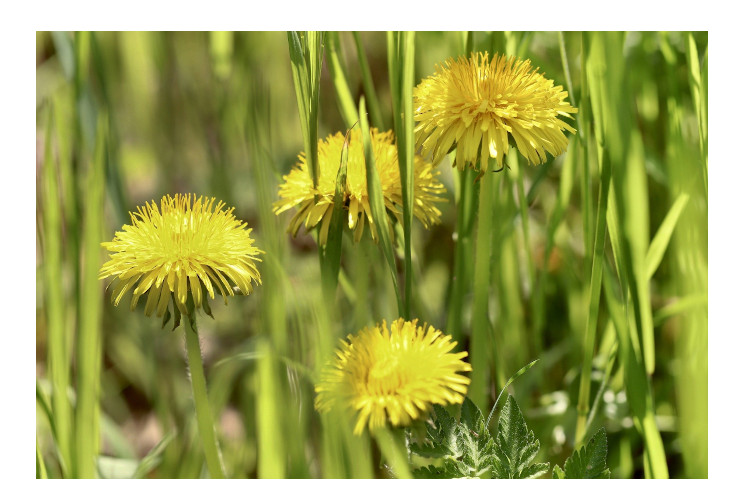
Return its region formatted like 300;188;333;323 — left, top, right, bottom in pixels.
645;192;689;280
352;32;385;131
37;439;49;479
132;430;176;478
325;31;358;128
574;147;612;446
42;104;73;477
388;31;415;318
287;31;311;157
321;126;350;298
74;113;106;478
359;97;402;317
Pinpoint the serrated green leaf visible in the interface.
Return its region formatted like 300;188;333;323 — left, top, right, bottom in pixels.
456;422;495;477
493;395;549;479
412;405;459;459
552;464;565;479
460;396;486;436
562;427;610;479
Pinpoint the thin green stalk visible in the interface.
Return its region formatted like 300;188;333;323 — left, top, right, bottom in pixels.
183;312;226;478
373;428;412;479
467;169;497;414
42;104;73;477
446;166;477;344
575;150;612;446
352;32;385;131
388;31;415;318
558;31;577;108
446;30;477;344
325;31;358;127
74;114;106;478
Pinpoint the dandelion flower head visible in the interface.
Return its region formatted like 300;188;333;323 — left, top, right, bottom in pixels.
273;128;445;244
99;194;262;318
414;52;578;173
315;318;472;435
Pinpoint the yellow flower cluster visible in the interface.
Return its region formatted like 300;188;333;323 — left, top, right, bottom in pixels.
414;52;578;172
274;128;445;244
99;194;262;318
315;318;472;435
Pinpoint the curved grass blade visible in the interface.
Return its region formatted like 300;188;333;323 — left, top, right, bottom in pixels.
486;359;539;428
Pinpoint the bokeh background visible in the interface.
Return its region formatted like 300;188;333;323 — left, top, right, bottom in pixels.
35;31;707;478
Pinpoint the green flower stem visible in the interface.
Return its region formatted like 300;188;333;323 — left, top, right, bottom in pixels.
373;427;412;479
467;169;497;414
184;313;226;479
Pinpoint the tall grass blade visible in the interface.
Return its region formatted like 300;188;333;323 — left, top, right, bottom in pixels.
359;97;403;317
388;31;416;318
645;192;689;279
352;32;385;131
42;104;73;477
74;113;106;478
325;31;358;128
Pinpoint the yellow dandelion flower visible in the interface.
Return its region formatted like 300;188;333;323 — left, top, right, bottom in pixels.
414;52;578;173
315;318;472;435
273;128;445;244
99;194;262;318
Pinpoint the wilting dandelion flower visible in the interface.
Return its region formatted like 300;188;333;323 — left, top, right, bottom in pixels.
414;52;578;173
274;128;445;244
99;194;262;318
315;318;472;435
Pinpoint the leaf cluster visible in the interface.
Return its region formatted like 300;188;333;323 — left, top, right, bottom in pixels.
409;396;609;479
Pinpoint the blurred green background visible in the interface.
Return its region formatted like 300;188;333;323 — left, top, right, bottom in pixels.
35;31;707;478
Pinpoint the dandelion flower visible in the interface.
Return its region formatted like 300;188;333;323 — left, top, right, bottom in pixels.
315;318;472;435
274;128;445;244
414;52;578;173
99;194;262;318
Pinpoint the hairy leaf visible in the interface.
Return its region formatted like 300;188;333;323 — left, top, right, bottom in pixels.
493;395;549;479
559;427;610;479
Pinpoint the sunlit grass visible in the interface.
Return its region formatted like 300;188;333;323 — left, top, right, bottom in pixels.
36;30;707;479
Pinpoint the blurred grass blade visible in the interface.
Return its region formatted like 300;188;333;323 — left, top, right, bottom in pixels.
359;97;403;317
685;33;707;171
42;104;73;477
653;293;708;326
37;439;49;479
645;192;689;279
325;31;358;127
209;31;233;80
75;112;106;478
352;32;385;131
132;430;177;478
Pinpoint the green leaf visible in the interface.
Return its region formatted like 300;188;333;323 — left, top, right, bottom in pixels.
552;464;565;479
560;427;610;479
645;193;689;280
493;395;549;479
